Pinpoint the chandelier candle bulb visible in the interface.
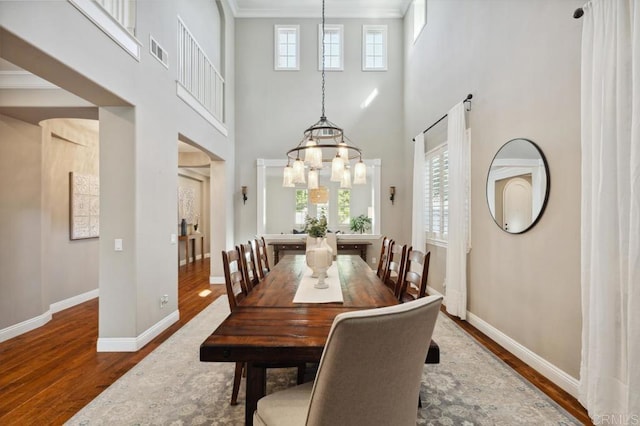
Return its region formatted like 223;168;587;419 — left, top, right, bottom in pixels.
308;169;319;189
353;160;367;185
331;154;345;182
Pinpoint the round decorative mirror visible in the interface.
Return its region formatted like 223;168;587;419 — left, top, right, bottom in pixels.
486;138;550;234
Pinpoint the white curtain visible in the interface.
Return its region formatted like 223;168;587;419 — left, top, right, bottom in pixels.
412;133;426;252
444;102;469;320
579;0;640;421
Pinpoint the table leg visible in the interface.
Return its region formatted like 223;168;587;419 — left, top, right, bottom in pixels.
185;239;190;265
245;363;267;426
191;239;196;263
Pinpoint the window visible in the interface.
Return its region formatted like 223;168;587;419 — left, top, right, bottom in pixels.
337;189;351;225
316;203;329;221
424;144;448;242
318;24;343;71
413;0;426;43
362;25;387;71
275;25;299;70
295;189;308;225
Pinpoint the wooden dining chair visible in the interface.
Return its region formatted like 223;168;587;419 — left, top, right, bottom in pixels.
240;242;260;292
376;236;394;279
398;248;431;303
254;237;271;279
253;296;444;426
221;247;249;405
383;242;407;299
222;247;305;406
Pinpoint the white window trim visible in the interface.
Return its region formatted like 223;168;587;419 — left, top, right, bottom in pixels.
274;25;300;71
362;25;387;71
318;24;344;71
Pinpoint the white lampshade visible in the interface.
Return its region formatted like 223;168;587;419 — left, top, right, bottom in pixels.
330;155;344;182
338;141;349;159
340;167;352;188
305;139;323;169
308;169;319;189
282;165;294;187
292;158;306;184
353;160;367;184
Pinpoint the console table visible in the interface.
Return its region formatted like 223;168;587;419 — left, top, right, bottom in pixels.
179;234;204;265
269;241;371;264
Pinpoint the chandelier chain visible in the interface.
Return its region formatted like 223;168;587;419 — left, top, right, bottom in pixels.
321;0;325;118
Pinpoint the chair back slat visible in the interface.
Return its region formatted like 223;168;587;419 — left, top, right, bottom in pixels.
240;242;260;291
222;248;248;311
384;242;407;298
398;249;431;302
376;237;393;279
254;237;271;279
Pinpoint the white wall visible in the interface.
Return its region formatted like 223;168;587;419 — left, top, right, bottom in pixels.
403;0;583;380
234;17;405;244
0;0;236;347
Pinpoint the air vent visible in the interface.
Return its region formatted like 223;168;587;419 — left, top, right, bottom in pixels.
150;35;168;68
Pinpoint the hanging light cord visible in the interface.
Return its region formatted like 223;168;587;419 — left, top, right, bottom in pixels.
321;0;326;119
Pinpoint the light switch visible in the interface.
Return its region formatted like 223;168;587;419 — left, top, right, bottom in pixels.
114;239;123;251
170;234;177;244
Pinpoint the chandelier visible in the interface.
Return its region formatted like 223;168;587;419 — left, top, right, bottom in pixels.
283;0;366;192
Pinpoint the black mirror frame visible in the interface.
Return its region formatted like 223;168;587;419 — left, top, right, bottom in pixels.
485;138;550;234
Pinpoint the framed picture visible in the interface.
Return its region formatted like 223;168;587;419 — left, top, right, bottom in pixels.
69;172;99;240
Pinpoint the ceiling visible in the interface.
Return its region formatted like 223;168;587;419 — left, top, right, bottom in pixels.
229;0;412;18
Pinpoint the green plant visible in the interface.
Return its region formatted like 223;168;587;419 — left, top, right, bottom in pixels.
350;214;372;234
304;215;328;238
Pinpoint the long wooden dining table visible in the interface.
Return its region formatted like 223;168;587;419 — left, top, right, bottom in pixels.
199;254;409;425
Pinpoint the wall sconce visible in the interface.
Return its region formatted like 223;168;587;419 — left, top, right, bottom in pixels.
389;186;396;205
242;186;248;205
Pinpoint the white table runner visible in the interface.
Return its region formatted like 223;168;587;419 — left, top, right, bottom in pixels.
292;262;344;303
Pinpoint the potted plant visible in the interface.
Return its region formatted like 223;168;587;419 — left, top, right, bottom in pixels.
304;214;328;238
350;214;372;234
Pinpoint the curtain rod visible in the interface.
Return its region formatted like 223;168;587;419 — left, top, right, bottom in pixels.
412;94;473;142
573;7;584;18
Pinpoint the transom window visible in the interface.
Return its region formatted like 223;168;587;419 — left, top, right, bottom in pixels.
274;25;300;70
362;25;387;71
318;24;343;71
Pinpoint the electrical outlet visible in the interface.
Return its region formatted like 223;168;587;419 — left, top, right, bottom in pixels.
160;294;169;308
372;257;377;264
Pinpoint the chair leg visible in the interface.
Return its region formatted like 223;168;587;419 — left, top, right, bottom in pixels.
231;362;244;406
296;364;306;384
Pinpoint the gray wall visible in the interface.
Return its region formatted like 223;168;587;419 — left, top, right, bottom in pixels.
234;17;405;244
0;114;43;329
0;0;236;342
403;0;582;378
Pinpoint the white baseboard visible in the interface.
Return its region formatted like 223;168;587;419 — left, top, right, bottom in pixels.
97;309;180;352
426;285;580;399
0;310;52;343
50;289;99;314
210;275;225;284
0;289;100;343
179;253;210;266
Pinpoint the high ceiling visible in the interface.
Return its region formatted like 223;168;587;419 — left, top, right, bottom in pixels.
229;0;412;18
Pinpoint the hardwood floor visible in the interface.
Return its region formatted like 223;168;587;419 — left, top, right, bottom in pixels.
0;260;590;425
0;260;224;426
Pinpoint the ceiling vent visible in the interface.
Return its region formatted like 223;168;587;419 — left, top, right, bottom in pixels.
150;35;168;68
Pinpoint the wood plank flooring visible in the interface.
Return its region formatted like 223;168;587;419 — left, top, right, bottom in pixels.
0;260;590;425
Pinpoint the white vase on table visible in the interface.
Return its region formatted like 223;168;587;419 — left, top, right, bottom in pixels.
305;241;333;289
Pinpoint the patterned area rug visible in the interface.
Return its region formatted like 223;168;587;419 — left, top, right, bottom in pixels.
67;296;578;425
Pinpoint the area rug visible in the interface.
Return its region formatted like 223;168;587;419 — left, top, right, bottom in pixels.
67;296;578;425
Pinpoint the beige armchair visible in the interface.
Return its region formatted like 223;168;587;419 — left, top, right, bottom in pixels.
253;295;443;425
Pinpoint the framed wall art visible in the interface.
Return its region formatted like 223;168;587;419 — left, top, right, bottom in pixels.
69;172;100;240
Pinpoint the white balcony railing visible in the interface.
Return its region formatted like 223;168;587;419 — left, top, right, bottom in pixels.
177;17;225;129
95;0;136;35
